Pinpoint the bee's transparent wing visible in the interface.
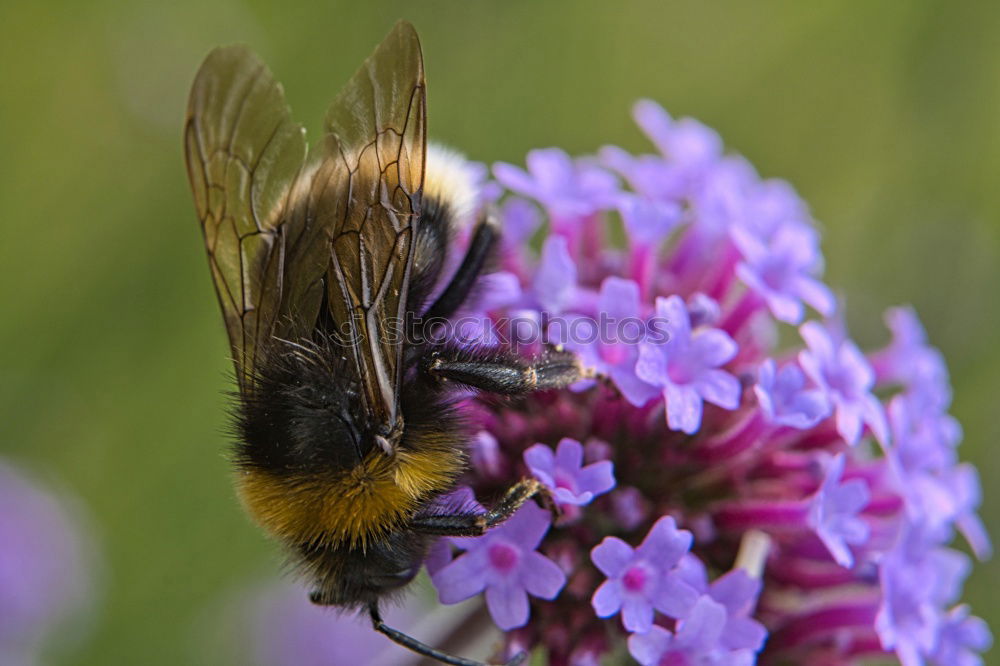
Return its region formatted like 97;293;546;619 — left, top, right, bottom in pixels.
298;21;426;431
184;46;308;388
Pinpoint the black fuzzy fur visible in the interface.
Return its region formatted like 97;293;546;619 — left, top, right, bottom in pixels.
231;190;476;610
407;197;453;314
233;337;368;474
234;332;470;609
228;188;578;617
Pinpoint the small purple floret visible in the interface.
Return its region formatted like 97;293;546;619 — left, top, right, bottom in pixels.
872;306;952;410
807;453;871;568
675;557;768;654
754;359;830;429
617;193;683;245
634;100;722;171
555;276;661;407
876;523;971;666
627;596;758;666
931;604;993;666
886;394;992;560
493;148;619;223
591;515;699;632
798;321;889;446
635;295;741;434
431;502;566;630
524;437;615;506
733;223;835;324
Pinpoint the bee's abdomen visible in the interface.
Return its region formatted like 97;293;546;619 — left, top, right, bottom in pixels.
235;442;465;548
301;529;431;609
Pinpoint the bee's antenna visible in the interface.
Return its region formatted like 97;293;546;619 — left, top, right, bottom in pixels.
368;603;525;666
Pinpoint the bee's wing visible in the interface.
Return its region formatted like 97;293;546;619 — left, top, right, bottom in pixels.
298;21;426;431
184;46;308;388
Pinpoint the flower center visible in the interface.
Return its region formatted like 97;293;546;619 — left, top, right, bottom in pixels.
554;472;576;492
667;357;698;385
824;365;857;400
622;564;648;593
487;541;520;574
659;652;691;666
602;343;629;365
760;258;788;291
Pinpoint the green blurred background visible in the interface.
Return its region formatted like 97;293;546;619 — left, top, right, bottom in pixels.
2;1;998;664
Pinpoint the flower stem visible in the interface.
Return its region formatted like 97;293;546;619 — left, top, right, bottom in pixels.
714;499;809;531
720;289;764;336
735;529;772;580
767;601;878;650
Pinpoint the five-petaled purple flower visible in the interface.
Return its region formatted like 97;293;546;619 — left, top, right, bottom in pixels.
618;193;683;247
553;277;661;406
493;148;619;224
635;295;741;433
732;222;835;324
798;321;889;446
627;596;759;666
675;558;768;654
523;437;615;506
931;604;993;666
431;502;566;630
754;359;830;429
876;523;971;666
634;99;722;174
807;453;871;568
872;306;952;410
591;515;699;632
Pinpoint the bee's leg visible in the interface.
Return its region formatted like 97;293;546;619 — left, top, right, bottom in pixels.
424;344;585;395
411;478;553;536
421;209;499;322
369;602;526;666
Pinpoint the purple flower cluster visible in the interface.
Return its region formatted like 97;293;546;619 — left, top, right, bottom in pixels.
0;459;94;665
228;580;424;666
421;101;991;665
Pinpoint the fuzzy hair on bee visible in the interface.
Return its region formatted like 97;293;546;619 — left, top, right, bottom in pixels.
184;20;583;666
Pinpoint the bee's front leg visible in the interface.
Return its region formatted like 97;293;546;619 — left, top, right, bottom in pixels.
423;344;585;395
411;478;559;536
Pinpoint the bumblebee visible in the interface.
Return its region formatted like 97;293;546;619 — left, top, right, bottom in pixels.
184;21;582;666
